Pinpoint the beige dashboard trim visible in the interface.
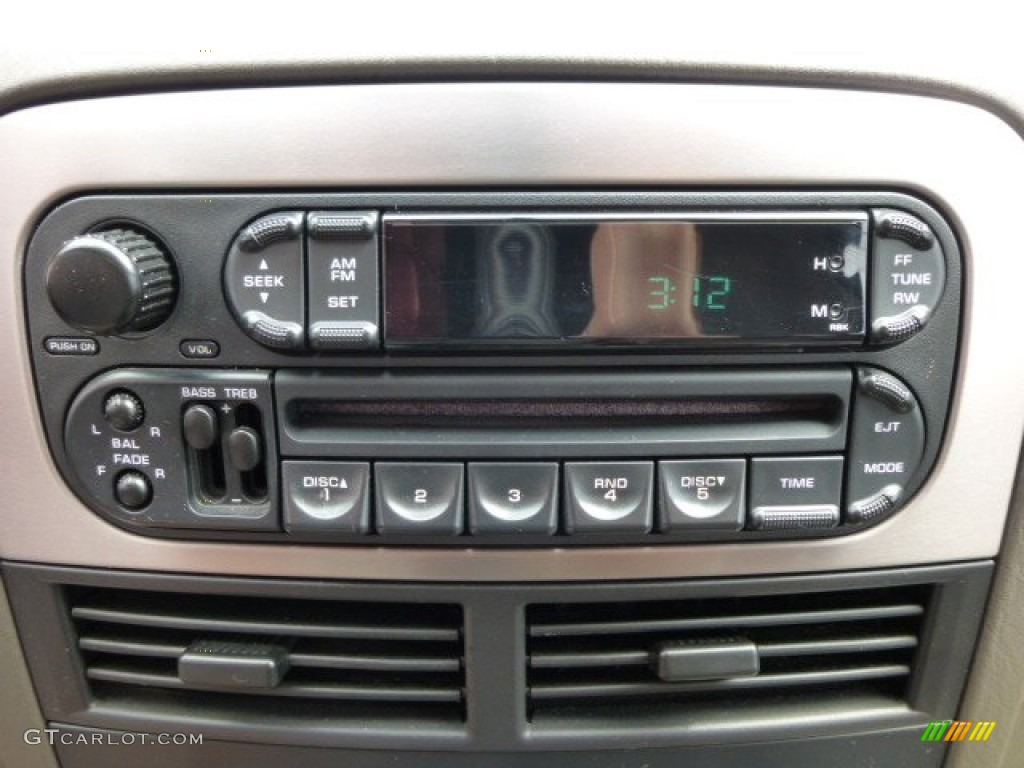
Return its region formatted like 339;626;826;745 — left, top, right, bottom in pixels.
0;579;55;768
0;82;1021;581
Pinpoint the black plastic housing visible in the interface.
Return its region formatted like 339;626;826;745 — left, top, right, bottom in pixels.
23;191;962;545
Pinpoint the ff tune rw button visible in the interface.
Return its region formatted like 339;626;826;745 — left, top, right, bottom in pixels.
870;209;946;343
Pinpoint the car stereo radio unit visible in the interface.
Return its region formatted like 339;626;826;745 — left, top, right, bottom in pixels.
23;191;961;546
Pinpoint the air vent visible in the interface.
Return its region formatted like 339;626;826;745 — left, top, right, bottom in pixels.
67;586;465;728
527;584;930;723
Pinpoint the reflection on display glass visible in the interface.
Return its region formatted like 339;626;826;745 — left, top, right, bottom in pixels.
384;216;867;346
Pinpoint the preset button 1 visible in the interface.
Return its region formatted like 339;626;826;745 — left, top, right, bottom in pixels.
564;462;653;533
282;461;371;533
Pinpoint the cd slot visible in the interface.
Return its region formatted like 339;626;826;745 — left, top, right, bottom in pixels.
276;369;851;460
289;396;837;431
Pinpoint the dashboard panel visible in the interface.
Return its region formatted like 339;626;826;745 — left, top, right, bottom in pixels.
1;41;1022;768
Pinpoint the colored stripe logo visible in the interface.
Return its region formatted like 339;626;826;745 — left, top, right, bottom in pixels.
921;720;996;742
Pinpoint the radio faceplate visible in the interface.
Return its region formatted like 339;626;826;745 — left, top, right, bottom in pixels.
24;191;961;545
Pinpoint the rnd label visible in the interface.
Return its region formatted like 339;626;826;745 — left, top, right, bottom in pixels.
594;477;628;502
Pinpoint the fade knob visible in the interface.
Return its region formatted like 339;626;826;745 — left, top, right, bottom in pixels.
46;227;177;335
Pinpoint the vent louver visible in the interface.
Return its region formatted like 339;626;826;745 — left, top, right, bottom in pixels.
527;585;930;722
68;586;465;728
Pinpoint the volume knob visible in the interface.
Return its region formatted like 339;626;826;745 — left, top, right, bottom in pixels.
46;228;177;335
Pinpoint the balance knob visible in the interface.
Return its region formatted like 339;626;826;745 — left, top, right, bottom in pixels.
103;390;145;432
46;228;177;335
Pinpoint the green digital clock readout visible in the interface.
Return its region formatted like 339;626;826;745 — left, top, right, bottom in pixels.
647;275;732;311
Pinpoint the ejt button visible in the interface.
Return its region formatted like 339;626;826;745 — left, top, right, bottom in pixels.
282;461;371;533
845;368;925;524
659;459;745;531
564;462;653;533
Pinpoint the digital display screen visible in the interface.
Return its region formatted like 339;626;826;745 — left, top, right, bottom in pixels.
383;215;867;347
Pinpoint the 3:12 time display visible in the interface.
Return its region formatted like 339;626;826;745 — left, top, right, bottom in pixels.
647;275;732;312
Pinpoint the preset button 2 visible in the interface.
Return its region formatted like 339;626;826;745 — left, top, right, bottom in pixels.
376;463;464;534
